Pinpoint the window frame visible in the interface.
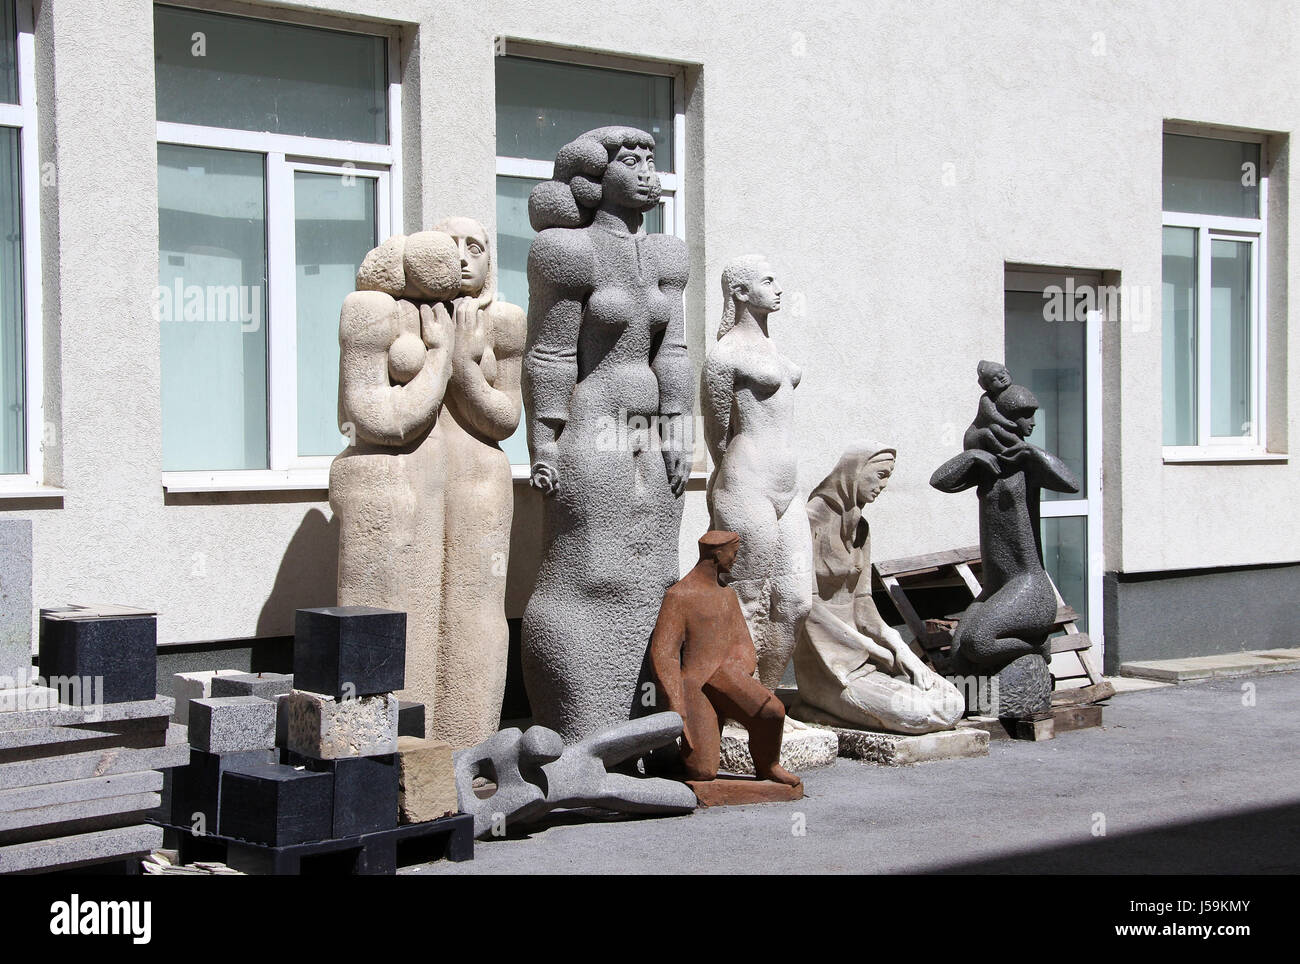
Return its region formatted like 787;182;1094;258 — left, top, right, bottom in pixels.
493;40;689;475
1161;125;1273;462
0;0;55;498
156;2;402;492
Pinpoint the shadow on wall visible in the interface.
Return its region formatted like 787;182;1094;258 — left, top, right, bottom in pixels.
505;483;544;620
256;507;339;636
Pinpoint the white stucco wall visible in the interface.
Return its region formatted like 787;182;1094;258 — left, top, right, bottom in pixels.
4;0;1298;660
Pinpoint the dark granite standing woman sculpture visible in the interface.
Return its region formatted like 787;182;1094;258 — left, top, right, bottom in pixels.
522;126;692;742
929;379;1079;716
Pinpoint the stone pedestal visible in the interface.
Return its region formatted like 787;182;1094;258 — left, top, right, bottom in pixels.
0;520;31;680
818;723;989;765
718;720;838;775
687;776;804;808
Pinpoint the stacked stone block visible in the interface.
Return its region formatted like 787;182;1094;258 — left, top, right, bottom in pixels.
0;606;186;874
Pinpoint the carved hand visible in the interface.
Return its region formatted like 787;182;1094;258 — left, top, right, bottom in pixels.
450;295;487;366
662;449;689;498
530;460;559;496
420;300;455;352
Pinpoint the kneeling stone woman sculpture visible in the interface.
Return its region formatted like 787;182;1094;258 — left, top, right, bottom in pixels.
790;443;965;734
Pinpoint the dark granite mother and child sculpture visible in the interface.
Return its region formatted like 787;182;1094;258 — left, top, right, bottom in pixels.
930;363;1080;718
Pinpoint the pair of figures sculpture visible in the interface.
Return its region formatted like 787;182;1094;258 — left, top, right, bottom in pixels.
330;217;524;749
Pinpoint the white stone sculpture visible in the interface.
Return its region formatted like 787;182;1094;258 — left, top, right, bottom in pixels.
790;443;965;734
330;220;524;750
700;255;813;689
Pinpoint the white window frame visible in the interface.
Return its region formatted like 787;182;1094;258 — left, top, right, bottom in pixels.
157;2;402;493
0;1;58;499
493;41;688;477
1161;126;1274;463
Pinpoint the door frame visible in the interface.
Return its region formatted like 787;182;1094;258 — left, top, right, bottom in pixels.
1005;266;1105;663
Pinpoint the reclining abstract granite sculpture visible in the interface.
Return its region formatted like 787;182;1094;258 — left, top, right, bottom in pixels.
453;713;697;839
930;366;1080;717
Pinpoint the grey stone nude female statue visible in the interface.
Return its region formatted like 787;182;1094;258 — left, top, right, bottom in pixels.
521;126;692;742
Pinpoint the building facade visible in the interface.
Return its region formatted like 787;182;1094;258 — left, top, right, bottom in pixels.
1;0;1296;684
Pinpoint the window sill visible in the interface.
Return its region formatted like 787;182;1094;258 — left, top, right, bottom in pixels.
162;470;329;493
0;479;65;500
1162;447;1288;465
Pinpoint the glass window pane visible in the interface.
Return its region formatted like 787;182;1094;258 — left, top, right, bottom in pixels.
1042;516;1088;634
495;57;674;169
495;174;663;465
1210;239;1253;438
295;170;377;457
154;6;387;144
0;0;18;105
1003;288;1086;501
1161;226;1198;446
0;127;23;473
158;144;268;471
1162;134;1260;219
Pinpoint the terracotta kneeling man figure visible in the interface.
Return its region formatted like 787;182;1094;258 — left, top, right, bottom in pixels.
649;530;802;789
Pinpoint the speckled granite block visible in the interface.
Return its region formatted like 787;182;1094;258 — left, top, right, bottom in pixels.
285;690;398;760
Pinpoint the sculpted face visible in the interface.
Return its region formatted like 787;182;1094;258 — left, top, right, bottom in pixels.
438;216;490;296
857;458;895;507
714;541;740;575
732;261;782;315
602;145;660;212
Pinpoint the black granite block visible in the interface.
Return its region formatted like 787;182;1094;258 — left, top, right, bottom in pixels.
170;747;277;834
293;607;405;698
210;672;293;700
220;762;333;847
284;750;398;838
398;701;425;739
38;613;157;704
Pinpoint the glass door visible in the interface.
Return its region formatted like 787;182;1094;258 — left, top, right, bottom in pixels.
1004;269;1103;648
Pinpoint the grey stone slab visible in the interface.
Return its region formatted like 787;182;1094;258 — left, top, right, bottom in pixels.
0;520;33;683
0;696;175;732
0;790;160;833
210;673;293;701
0;725;188;791
0;823;162;874
824;724;989;766
0;769;162;813
0;715;170;761
718;722;838;775
188;696;276;753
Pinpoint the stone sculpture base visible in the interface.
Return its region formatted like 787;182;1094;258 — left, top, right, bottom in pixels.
812;723;989;766
687;776;804;808
718;721;838;775
962;652;1053;719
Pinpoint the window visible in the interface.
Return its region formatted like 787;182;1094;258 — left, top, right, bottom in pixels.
0;1;43;491
155;4;400;487
1161;131;1268;454
494;47;685;467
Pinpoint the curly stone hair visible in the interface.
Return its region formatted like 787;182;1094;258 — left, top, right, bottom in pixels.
528;126;662;231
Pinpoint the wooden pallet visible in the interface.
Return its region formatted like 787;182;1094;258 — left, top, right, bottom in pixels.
873;545;1103;688
153;814;473;875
